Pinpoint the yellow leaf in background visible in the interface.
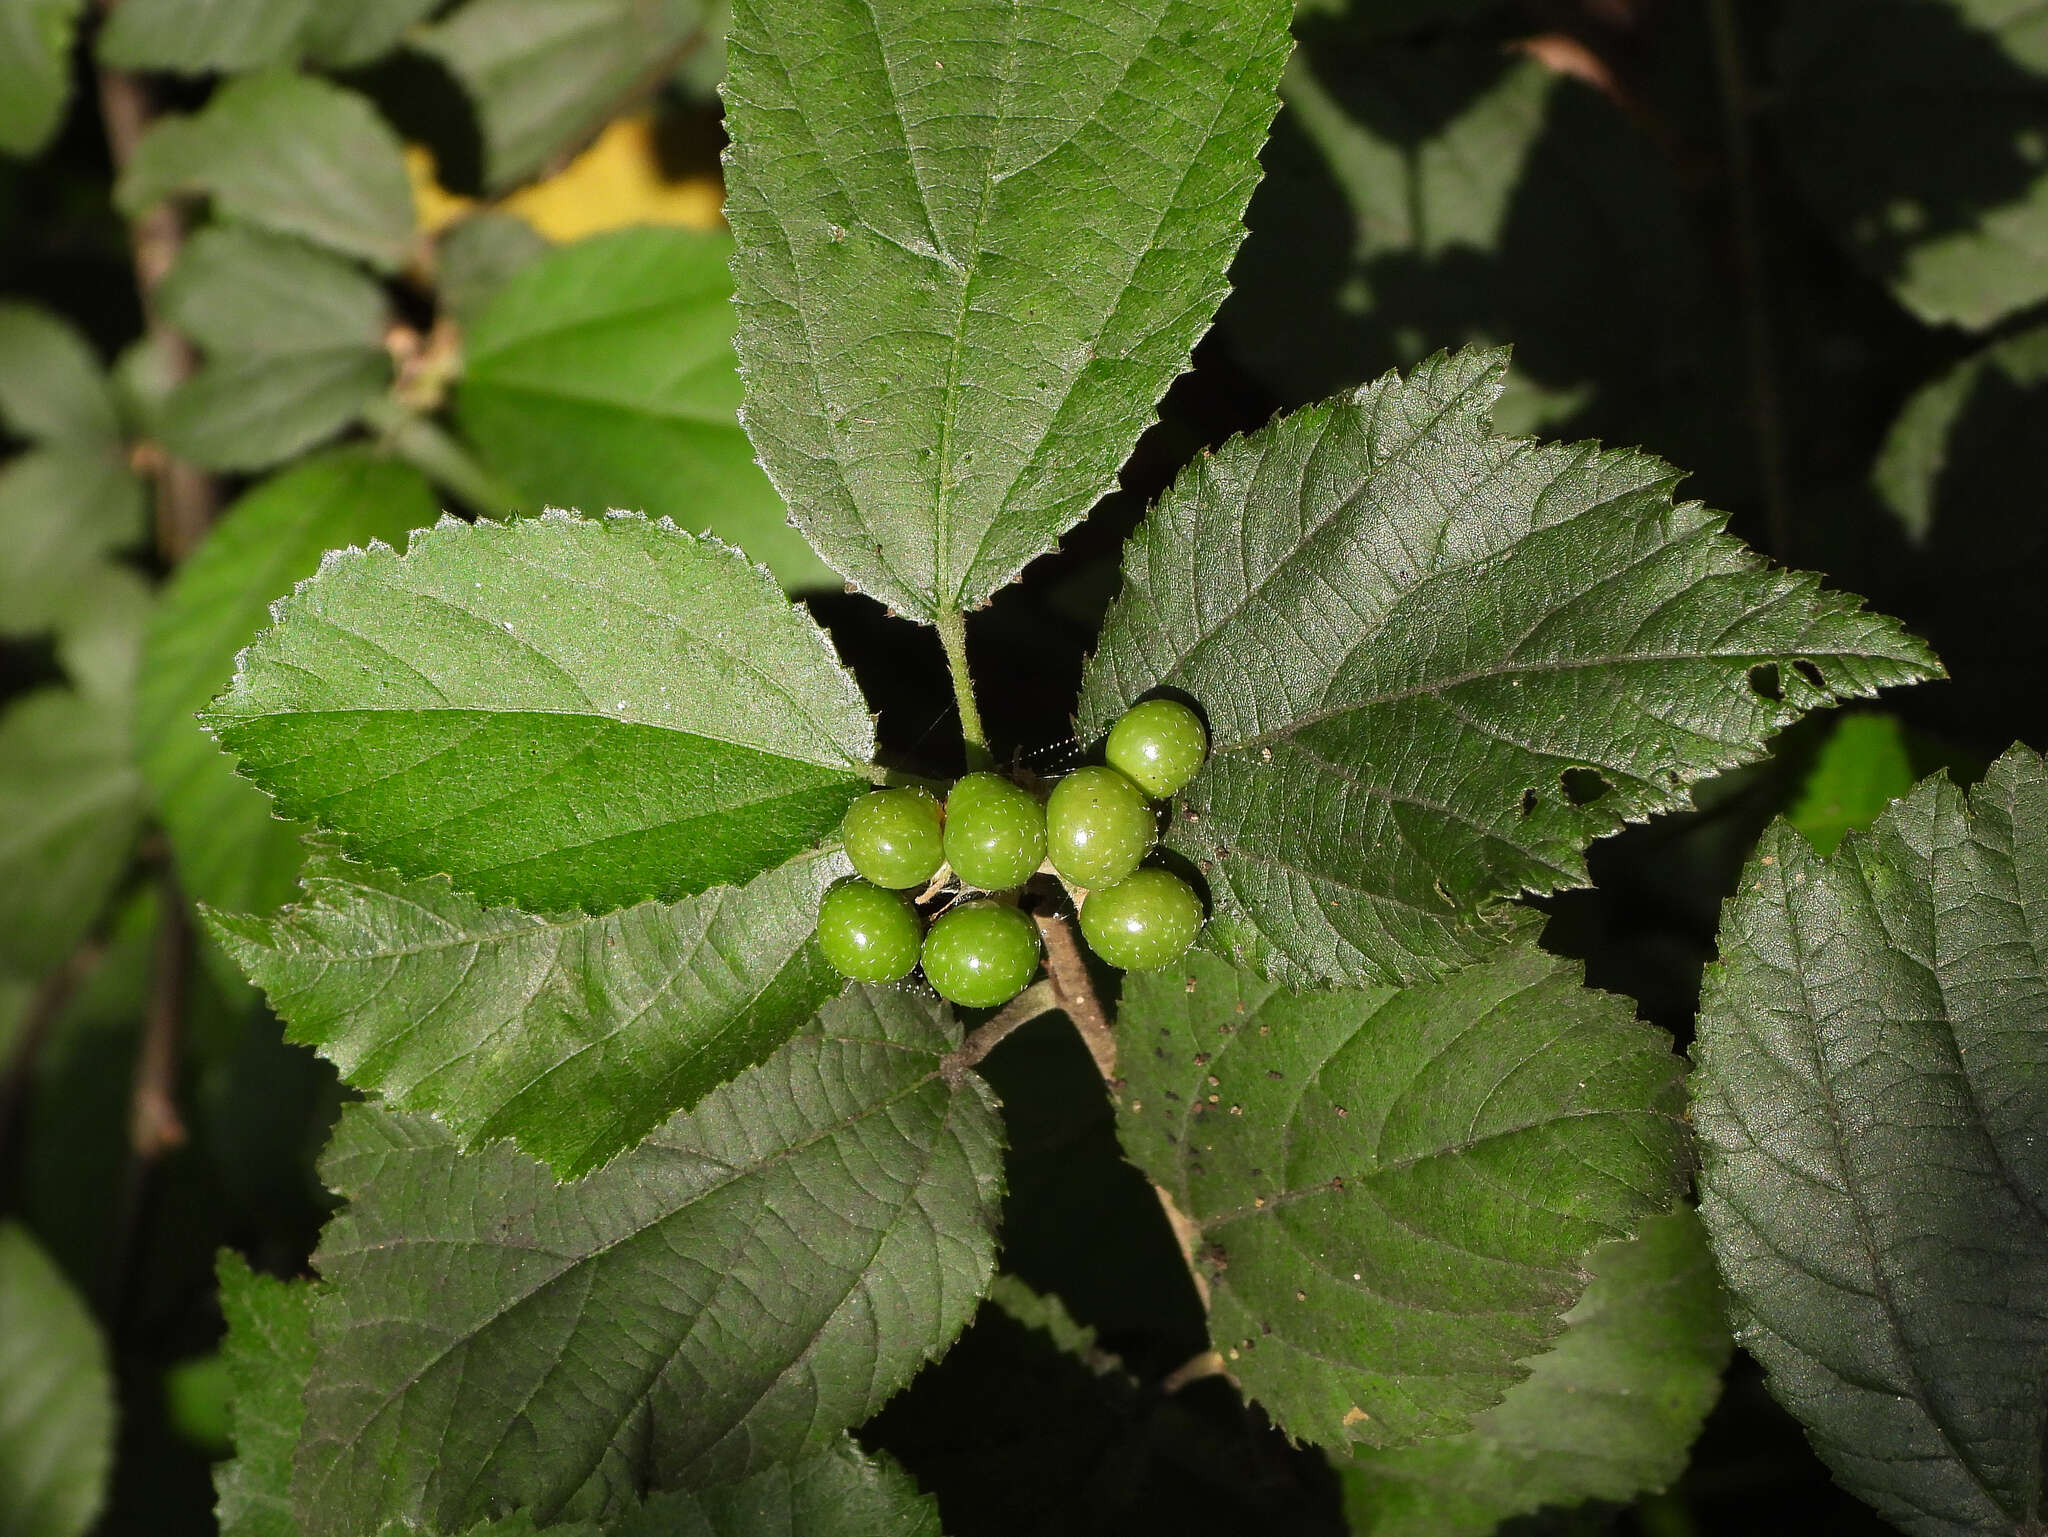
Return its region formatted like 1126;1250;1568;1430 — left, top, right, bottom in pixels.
409;115;724;244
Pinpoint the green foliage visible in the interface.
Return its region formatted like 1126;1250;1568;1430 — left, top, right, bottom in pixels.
0;1222;113;1537
292;986;1002;1535
0;0;83;157
615;1441;945;1537
1340;1208;1732;1536
204;510;877;915
98;0;310;74
1080;347;1942;988
418;0;702;191
0;688;144;976
1775;0;2048;330
1784;711;1917;855
138;451;440;917
1115;942;1690;1451
1693;745;2048;1537
0;304;122;446
155;227;392;472
211;845;851;1179
0;450;146;640
117;72;416;271
214;1253;319;1537
454;227;835;591
723;0;1292;621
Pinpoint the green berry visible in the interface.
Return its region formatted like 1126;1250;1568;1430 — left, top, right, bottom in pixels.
944;772;1047;891
841;787;944;889
1078;869;1204;972
1046;766;1155;888
1105;698;1208;799
921;900;1040;1008
816;881;924;982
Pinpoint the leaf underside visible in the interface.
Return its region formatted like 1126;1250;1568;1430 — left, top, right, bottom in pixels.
723;0;1294;619
1693;744;2048;1537
1080;346;1942;988
204;510;876;918
1114;940;1691;1451
292;986;1003;1537
211;845;853;1180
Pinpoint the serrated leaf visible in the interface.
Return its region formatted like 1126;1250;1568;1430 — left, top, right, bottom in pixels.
1221;27;1738;477
1079;348;1942;987
0;450;147;640
723;0;1293;621
1340;1207;1731;1537
614;1440;944;1537
204;509;876;916
0;688;145;978
117;73;416;271
97;0;310;73
455;227;835;592
214;1253;318;1537
211;844;852;1179
139;452;439;917
1693;745;2048;1537
1114;941;1690;1451
0;0;83;158
1775;0;2048;331
1785;711;1917;855
418;0;700;192
0;1222;114;1537
0;304;121;446
293;985;1003;1535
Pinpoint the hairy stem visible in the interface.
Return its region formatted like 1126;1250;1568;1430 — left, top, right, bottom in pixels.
1031;911;1117;1082
1708;0;1794;559
94;4;218;560
363;396;522;516
933;608;992;770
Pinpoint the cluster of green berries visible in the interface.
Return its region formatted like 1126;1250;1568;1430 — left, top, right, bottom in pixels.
815;699;1210;1008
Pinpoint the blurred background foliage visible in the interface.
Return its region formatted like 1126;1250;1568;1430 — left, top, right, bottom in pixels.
0;0;2042;1532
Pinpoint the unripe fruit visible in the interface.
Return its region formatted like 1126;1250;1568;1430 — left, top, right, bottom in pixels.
1046;766;1155;888
816;881;924;982
841;787;944;889
1105;698;1208;799
921;900;1040;1008
1078;869;1204;972
944;772;1046;891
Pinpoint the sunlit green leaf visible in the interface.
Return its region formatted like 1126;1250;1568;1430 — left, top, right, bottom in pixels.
139;452;439;917
0;0;84;158
1694;745;2048;1537
1079;347;1942;987
98;0;309;73
0;304;121;447
1114;941;1690;1450
724;0;1293;620
293;986;1002;1534
0;450;146;640
204;510;877;916
211;845;852;1179
0;1222;114;1537
1784;711;1917;855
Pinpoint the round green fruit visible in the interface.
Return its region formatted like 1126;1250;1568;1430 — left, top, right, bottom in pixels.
1078;869;1204;972
921;900;1040;1008
944;772;1046;891
840;787;944;889
816;881;924;982
1105;698;1208;799
1046;766;1155;888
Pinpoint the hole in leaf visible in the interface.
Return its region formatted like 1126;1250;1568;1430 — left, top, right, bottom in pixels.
1794;659;1826;692
1519;787;1539;817
1747;662;1783;702
1560;767;1611;807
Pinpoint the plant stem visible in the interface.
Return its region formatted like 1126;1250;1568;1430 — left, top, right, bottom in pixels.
107;888;190;1321
1708;0;1794;560
1031;911;1117;1082
363;396;523;516
0;940;106;1176
933;608;992;770
943;978;1059;1081
94;2;218;559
